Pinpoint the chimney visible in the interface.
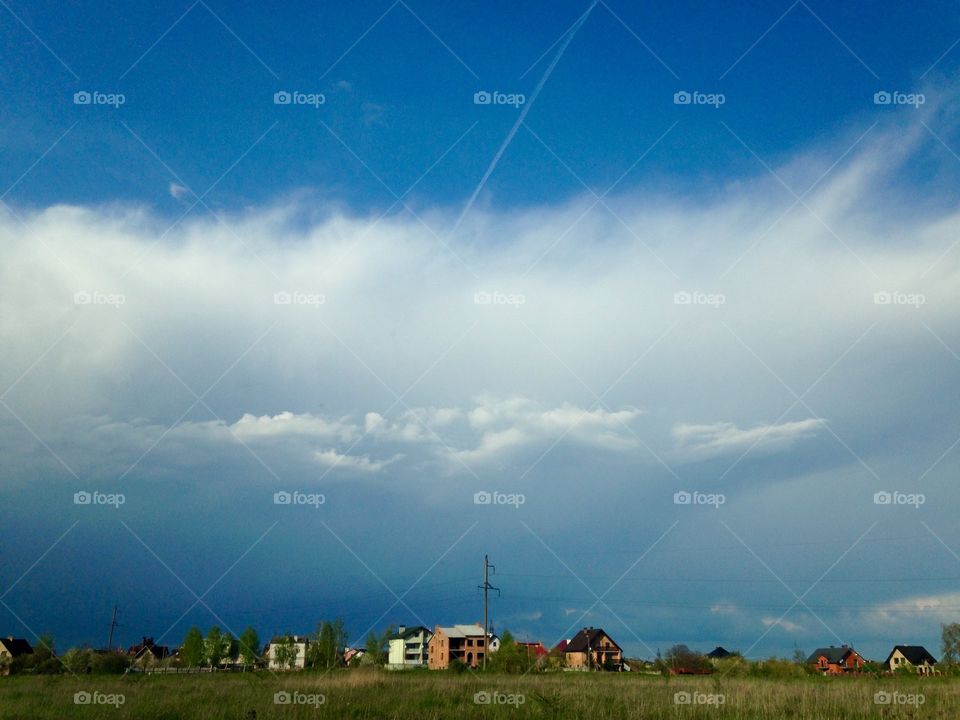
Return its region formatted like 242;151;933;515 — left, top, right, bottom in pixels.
398;625;405;634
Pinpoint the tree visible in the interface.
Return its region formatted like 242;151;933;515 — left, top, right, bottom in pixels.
662;644;711;674
308;619;348;669
792;646;807;664
204;626;224;667
273;635;299;669
486;631;537;673
942;623;960;665
238;626;260;666
181;626;204;668
364;626;393;667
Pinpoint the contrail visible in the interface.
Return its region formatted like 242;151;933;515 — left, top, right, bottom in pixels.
452;0;599;233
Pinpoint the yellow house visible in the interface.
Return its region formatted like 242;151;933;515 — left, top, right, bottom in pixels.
561;628;623;670
885;645;937;675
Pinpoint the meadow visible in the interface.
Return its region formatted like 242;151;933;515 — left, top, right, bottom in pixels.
0;670;956;719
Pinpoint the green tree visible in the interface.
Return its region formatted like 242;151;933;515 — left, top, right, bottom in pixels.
273;635;299;669
364;625;393;667
486;630;533;673
308;619;348;669
238;626;260;666
181;626;204;668
942;623;960;665
204;626;224;667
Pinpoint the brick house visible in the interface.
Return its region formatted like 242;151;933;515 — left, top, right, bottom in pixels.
806;645;865;674
428;624;487;669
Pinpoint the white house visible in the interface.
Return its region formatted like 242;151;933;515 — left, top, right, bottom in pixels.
388;625;432;669
266;635;309;670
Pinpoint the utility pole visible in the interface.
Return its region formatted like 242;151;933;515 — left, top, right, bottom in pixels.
106;605;120;652
478;555;500;669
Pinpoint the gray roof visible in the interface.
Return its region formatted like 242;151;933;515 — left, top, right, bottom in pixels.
806;646;858;664
388;626;432;641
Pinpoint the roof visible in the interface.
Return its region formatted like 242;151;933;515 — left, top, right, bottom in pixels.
268;635;309;644
0;637;33;657
707;646;731;659
806;646;859;664
436;624;485;638
388;626;432;641
518;642;548;657
886;645;937;666
564;628;622;653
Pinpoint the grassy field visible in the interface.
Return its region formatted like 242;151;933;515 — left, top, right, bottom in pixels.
0;671;956;719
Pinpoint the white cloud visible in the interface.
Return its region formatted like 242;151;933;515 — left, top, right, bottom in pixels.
168;182;190;200
312;448;402;473
861;592;960;627
451;396;642;464
228;411;358;442
672;419;824;458
710;603;739;615
762;617;803;633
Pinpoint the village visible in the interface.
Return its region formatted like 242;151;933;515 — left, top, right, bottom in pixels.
0;623;949;678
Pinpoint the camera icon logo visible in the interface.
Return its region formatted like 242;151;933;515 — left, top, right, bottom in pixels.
673;291;692;305
73;290;92;305
274;91;291;105
673;490;692;505
274;491;292;505
473;91;492;105
74;691;92;705
673;91;691;105
474;491;492;505
73;91;91;105
874;691;891;705
274;691;292;705
674;691;692;704
873;91;892;105
273;291;292;305
74;491;92;505
474;691;491;704
874;491;892;505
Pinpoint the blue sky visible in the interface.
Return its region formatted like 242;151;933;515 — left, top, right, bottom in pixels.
2;0;960;663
